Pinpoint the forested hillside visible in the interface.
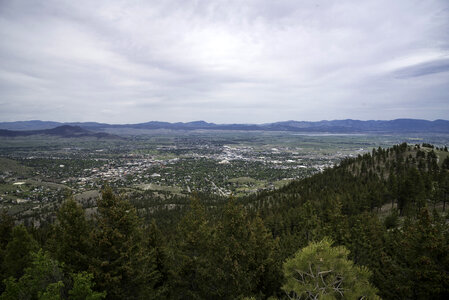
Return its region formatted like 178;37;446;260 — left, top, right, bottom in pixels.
1;143;448;299
244;143;449;298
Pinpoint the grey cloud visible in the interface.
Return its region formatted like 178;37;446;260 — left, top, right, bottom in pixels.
0;0;448;123
394;59;449;78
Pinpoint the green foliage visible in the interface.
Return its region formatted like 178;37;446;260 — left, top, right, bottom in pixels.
282;238;380;300
1;249;64;300
0;211;14;251
38;281;64;300
172;198;281;299
398;168;425;215
348;213;384;267
90;187;161;300
211;200;281;299
0;211;14;291
171;197;214;299
146;221;170;299
212;200;258;298
2;224;38;279
384;209;399;229
1;249;105;300
442;157;449;170
48;198;92;273
385;208;449;299
68;272;106;300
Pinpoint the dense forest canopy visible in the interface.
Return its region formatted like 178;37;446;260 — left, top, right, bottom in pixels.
1;143;449;299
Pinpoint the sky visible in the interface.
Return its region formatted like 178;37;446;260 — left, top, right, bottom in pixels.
0;0;448;124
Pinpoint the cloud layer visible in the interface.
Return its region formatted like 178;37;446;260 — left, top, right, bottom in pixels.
1;0;448;123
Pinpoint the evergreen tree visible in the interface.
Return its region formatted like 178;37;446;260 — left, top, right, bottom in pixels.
295;201;322;244
440;172;449;211
0;211;13;252
211;200;279;299
248;215;282;298
398;168;425;215
1;249;64;300
1;249;105;300
2;225;38;280
48;198;92;273
282;238;380;299
348;213;384;267
322;196;349;245
146;220;169;299
442;157;449;170
396;209;449;298
0;211;14;292
69;272;106;300
90;188;160;299
171;197;214;299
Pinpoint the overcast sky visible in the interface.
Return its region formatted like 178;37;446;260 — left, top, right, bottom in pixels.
1;0;448;124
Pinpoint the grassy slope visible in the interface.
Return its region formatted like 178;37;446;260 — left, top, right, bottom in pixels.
0;157;32;176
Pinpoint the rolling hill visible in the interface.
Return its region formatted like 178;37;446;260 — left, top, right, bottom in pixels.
1;119;448;133
0;125;120;139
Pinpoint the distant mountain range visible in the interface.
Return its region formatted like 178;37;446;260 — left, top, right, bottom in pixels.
0;119;448;134
0;125;119;139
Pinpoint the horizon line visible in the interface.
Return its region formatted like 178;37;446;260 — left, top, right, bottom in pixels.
1;118;449;125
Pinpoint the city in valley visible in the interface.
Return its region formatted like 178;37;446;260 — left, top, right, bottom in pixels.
1;129;448;226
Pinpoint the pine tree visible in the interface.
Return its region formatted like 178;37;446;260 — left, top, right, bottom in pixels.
1;249;105;300
0;211;13;251
2;225;38;279
1;249;64;300
0;211;14;292
69;272;106;300
442;157;449;170
322;196;349;245
48;198;92;273
211;200;280;299
90;188;160;299
282;238;380;299
398;208;449;298
211;200;256;298
439;172;449;211
146;220;169;299
248;215;282;298
296;201;322;244
171;197;214;299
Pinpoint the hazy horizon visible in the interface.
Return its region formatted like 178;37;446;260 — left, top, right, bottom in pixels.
1;0;448;123
1;117;449;126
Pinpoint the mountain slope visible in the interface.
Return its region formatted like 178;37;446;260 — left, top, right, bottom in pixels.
1;119;448;133
0;125;120;139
